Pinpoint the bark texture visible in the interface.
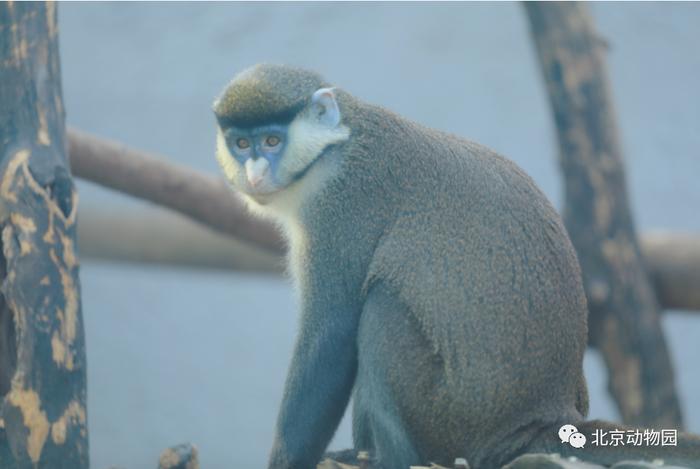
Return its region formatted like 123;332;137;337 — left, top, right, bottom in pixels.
0;2;88;467
524;2;682;427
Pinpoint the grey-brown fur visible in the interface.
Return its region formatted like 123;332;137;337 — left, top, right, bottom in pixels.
214;64;329;129
214;65;700;469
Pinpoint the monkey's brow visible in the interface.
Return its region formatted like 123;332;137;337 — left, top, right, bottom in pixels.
222;124;288;136
215;101;306;130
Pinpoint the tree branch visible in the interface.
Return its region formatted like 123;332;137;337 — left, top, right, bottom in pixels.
77;206;281;274
76;206;700;313
67;128;285;255
524;1;682;427
643;232;700;312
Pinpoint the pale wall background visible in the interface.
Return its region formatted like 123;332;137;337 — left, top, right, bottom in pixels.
56;3;700;468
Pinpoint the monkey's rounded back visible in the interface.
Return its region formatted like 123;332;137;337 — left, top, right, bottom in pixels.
342;105;590;467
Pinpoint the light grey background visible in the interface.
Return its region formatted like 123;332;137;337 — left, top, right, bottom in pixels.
56;3;700;468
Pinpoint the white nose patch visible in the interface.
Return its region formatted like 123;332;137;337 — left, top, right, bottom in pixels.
245;158;270;188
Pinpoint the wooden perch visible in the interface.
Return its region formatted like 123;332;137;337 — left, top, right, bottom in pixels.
77;206;281;273
75;206;700;312
0;2;88;467
524;2;682;427
642;233;700;312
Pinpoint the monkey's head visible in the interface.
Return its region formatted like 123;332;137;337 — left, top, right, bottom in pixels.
213;64;350;211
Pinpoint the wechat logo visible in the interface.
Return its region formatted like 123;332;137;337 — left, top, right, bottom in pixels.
559;424;586;448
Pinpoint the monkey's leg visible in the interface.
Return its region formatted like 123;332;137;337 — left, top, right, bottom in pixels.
353;284;423;469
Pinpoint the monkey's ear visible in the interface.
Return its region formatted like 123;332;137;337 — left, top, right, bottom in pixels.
310;87;341;127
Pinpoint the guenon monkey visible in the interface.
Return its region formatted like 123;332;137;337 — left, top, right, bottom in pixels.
213;64;700;469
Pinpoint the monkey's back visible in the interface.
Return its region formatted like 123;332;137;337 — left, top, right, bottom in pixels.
352;111;589;467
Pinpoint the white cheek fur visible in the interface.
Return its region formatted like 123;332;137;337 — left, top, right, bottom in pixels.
262;116;349;221
277;116;350;182
215;129;241;185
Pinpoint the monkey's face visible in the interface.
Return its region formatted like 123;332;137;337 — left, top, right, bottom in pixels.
215;87;350;207
216;124;289;199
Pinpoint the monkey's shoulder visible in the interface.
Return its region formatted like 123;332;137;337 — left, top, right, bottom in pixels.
388;127;562;234
362;127;585;316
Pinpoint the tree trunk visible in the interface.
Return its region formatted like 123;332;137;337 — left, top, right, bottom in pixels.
0;2;89;467
524;1;682;427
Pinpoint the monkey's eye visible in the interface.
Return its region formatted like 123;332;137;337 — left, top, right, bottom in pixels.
265;135;281;147
236;138;250;149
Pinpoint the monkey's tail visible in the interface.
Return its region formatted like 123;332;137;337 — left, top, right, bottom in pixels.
522;419;700;468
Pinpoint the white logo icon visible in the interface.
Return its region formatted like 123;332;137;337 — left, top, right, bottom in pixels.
559;424;586;448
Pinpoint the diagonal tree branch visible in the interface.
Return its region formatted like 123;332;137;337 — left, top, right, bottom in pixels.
67;128;285;255
524;1;682;427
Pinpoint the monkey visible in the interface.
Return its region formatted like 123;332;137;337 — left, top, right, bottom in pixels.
213;64;700;469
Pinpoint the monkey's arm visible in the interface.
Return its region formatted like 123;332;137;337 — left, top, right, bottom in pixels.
268;282;360;469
